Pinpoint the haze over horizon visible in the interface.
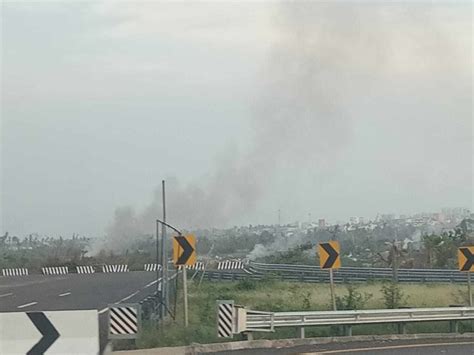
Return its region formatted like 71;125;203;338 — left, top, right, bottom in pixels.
1;1;472;238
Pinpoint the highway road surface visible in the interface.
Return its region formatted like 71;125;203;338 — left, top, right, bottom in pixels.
211;338;474;354
0;272;160;352
0;272;158;313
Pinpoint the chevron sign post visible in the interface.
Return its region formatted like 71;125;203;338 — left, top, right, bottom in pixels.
458;246;474;306
318;241;341;311
173;234;197;328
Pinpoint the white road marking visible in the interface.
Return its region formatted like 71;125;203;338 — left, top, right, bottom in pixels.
17;301;37;309
0;293;13;298
58;292;71;297
144;279;159;288
97;276;173;315
118;291;139;303
142;274;176;289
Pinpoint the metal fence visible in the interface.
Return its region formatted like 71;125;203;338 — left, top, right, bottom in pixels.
140;271;180;322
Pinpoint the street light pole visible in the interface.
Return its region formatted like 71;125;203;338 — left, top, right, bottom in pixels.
160;180;167;318
155;219;161;319
155;219;189;327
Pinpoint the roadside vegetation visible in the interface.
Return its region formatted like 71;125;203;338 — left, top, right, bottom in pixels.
2;224;472;271
122;279;473;350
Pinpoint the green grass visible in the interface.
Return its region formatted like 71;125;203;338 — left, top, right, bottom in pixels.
124;280;473;349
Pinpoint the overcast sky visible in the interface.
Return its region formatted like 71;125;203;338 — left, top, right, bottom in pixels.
1;1;472;238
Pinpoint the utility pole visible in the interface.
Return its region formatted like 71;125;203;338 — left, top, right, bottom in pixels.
160;180;167;317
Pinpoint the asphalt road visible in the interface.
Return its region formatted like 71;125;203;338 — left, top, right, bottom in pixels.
0;272;158;313
0;272;160;353
211;338;474;354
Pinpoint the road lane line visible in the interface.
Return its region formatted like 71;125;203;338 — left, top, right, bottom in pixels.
17;301;37;309
0;293;13;298
58;292;71;297
302;341;474;354
144;279;159;289
97;276;173;316
118;291;139;303
142;274;175;289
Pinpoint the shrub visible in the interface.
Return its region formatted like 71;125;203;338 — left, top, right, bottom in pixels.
335;284;372;310
235;277;258;291
381;282;407;309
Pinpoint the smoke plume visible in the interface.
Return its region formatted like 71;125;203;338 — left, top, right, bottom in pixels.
102;2;468;252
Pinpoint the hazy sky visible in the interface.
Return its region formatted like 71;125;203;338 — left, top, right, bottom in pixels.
1;1;472;237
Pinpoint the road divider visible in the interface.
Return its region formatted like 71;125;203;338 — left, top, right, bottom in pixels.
42;267;69;275
144;264;162;272
2;268;29;276
77;266;95;274
102;265;129;273
178;261;205;271
218;260;245;270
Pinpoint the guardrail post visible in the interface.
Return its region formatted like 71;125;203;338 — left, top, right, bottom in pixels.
298;326;305;339
343;325;352;336
397;322;407;334
449;320;459;333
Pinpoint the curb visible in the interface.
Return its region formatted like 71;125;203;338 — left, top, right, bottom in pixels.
112;332;474;354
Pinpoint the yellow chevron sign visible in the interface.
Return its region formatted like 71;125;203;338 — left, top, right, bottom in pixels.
172;234;197;266
458;246;474;272
318;241;341;269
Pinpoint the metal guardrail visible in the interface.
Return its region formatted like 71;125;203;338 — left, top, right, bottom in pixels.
232;305;474;337
245;307;474;328
198;262;468;284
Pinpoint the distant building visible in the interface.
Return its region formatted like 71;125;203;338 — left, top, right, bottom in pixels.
318;219;326;229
